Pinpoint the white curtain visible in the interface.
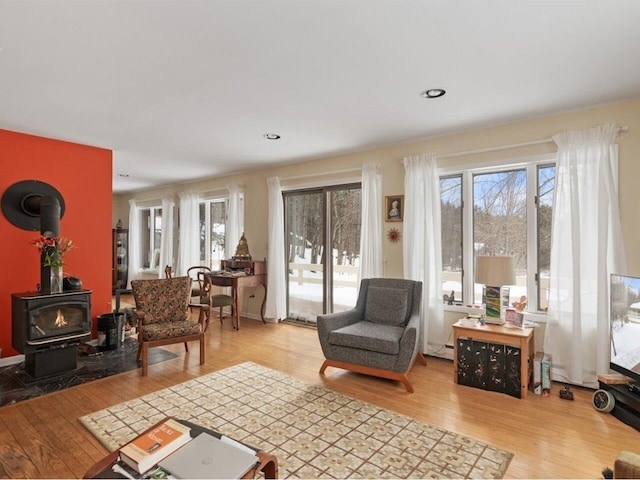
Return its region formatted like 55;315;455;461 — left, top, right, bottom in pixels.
225;183;244;259
127;199;141;288
265;176;287;320
358;163;383;280
543;124;627;387
403;153;445;355
158;195;175;278
177;190;201;276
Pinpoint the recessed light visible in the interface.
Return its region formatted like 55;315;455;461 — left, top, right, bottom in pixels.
421;88;446;99
263;133;281;140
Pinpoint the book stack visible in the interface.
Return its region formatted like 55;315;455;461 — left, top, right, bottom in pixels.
119;418;191;474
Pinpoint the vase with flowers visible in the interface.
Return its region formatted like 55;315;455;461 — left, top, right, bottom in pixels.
31;234;75;294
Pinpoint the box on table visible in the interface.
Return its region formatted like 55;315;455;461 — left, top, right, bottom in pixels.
533;352;544;395
541;353;552;396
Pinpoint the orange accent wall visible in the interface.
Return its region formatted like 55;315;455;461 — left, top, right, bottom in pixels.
0;129;112;357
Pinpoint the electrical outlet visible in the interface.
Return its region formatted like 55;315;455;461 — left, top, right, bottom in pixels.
249;294;255;298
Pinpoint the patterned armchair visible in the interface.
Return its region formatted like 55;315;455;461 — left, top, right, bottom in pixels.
317;278;426;392
131;277;205;376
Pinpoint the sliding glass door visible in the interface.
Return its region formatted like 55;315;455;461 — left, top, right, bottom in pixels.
284;184;361;323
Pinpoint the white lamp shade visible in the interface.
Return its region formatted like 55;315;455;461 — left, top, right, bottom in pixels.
475;255;516;286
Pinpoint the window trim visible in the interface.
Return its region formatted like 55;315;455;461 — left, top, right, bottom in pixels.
138;204;163;273
199;197;228;270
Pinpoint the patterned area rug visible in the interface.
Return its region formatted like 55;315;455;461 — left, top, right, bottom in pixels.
79;362;513;479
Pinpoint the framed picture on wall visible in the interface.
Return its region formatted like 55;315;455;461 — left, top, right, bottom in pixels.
385;195;404;222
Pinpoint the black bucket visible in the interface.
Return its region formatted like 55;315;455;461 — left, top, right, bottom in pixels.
97;312;125;350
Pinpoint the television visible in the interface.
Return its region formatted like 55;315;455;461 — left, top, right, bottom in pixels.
610;274;640;385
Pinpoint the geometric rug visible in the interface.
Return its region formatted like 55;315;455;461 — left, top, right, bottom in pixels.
79;362;513;479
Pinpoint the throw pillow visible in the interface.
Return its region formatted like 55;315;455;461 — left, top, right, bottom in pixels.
365;286;408;326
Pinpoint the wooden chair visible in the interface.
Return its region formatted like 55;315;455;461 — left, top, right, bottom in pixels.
131;277;205;376
186;266;211;317
200;272;235;331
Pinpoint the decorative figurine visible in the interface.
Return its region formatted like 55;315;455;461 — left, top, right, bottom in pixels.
448;290;455;305
233;232;251;259
559;385;574;400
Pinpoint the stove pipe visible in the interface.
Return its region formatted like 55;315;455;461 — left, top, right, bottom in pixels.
38;196;61;293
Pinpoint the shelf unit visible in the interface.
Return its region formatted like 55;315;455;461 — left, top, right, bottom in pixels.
112;228;128;293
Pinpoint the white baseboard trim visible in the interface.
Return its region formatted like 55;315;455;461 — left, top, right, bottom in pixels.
0;354;25;367
242;312;278;324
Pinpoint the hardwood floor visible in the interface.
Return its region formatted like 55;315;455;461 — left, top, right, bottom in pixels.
1;313;639;478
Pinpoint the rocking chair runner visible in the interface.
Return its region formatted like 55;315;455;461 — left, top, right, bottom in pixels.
131;277;205;376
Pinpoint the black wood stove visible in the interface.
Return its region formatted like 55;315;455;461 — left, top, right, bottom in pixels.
12;290;92;378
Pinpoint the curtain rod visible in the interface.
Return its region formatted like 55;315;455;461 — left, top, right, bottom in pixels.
281;167;362;182
435;125;628;160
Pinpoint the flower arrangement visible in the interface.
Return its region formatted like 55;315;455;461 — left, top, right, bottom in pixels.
30;234;75;269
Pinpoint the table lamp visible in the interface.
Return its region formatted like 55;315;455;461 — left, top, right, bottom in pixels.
475;255;516;324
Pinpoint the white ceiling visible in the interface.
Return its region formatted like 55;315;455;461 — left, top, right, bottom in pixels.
1;1;640;193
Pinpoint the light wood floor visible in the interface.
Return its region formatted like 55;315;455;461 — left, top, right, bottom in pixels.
1;312;639;479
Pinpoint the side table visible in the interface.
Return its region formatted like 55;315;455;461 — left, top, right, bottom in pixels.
452;320;534;398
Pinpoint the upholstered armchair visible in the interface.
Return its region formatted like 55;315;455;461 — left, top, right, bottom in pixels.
317;278;426;393
131;277;205;376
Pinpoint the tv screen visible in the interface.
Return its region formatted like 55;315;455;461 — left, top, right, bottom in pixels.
610;274;640;384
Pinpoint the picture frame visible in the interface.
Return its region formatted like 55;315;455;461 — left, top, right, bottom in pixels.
385;195;404;222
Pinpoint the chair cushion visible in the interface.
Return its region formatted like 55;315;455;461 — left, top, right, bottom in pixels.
140;320;202;341
132;277;191;324
365;286;408;326
196;294;234;307
211;294;234;307
329;321;405;355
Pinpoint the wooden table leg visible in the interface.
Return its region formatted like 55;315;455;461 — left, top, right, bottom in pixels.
260;284;267;324
233;285;240;330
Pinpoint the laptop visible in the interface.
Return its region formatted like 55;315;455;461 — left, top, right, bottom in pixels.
158;432;259;479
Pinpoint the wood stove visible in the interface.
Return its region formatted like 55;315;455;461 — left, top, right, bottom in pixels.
12;290;92;378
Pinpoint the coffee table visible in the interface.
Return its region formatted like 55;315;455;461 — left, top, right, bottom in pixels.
83;417;278;479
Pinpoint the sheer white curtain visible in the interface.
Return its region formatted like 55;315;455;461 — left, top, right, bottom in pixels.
158;195;175;278
543;124;627;387
265;176;286;321
127;199;141;288
225;184;244;259
403;154;445;355
177;190;200;276
359;163;383;280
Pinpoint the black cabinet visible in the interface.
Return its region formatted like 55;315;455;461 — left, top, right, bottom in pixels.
457;338;522;398
112;228;128;293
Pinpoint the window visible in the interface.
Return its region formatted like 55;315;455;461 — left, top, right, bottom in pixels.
440;158;555;312
284;184;361;322
140;206;162;270
440;175;463;303
199;199;227;271
536;165;555;311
